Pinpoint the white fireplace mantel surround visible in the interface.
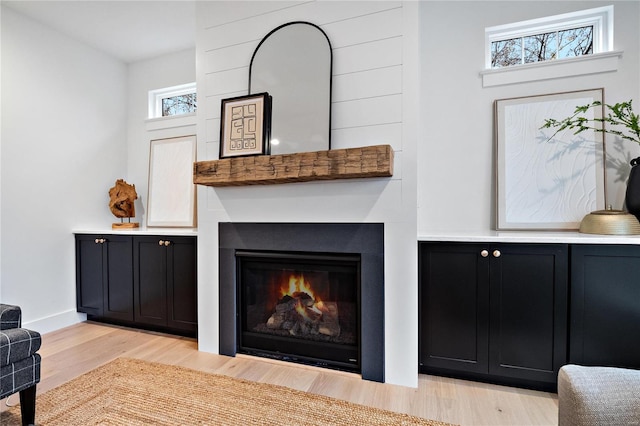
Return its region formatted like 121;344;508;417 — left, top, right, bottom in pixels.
194;2;421;388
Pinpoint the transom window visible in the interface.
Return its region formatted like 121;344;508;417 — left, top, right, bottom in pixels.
486;6;613;69
148;83;197;118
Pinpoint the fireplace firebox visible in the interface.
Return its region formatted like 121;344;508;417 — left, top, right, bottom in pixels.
237;251;360;372
219;223;384;382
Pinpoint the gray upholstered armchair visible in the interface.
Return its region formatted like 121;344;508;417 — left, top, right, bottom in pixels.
558;364;640;426
0;304;42;426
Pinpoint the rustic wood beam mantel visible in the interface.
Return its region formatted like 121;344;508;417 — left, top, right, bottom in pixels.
193;144;393;187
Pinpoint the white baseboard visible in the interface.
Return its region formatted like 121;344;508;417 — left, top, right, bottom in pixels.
23;309;87;334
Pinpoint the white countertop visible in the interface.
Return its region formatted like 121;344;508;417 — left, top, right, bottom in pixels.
73;227;198;237
73;228;640;244
418;230;640;245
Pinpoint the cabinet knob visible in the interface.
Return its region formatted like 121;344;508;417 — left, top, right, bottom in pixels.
480;249;489;258
164;240;171;247
159;240;165;246
493;250;501;258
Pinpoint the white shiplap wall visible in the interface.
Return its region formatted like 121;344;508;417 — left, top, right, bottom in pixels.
195;1;419;387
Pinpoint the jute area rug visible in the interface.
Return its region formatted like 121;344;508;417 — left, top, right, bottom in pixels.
3;358;452;426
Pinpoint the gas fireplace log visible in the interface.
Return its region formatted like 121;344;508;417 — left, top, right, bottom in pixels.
266;312;285;329
318;323;340;337
267;305;303;330
275;296;296;313
318;302;340;337
303;306;323;322
292;292;314;307
263;297;341;338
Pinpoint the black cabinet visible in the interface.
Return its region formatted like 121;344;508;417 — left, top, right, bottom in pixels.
419;243;490;374
134;237;167;327
167;237;198;332
76;235;133;321
419;242;568;388
133;236;197;334
75;233;197;336
76;235;106;317
570;244;640;369
488;244;568;384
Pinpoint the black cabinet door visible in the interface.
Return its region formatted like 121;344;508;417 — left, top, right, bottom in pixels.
166;237;197;333
133;237;167;327
76;235;105;316
489;244;568;383
102;236;134;321
419;243;490;374
571;245;640;369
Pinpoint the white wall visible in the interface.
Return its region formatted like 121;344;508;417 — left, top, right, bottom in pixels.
0;7;128;332
126;48;196;227
195;1;419;387
418;1;640;233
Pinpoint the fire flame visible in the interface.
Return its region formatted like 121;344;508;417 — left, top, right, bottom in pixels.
280;274;327;322
280;274;319;302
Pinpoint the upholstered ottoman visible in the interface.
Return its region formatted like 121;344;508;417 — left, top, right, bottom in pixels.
558;364;640;426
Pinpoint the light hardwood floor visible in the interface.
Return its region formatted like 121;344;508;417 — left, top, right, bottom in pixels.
2;321;558;425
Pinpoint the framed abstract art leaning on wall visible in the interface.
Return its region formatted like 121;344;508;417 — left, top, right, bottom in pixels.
147;135;197;227
494;88;605;230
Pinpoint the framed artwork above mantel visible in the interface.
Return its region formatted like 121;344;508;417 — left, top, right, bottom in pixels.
219;93;272;159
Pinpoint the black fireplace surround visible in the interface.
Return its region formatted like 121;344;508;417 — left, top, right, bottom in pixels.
219;223;385;382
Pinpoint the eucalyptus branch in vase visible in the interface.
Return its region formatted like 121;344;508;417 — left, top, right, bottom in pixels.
540;100;640;219
540;100;640;147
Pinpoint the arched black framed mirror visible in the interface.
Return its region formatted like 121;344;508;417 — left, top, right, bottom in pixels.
249;21;332;155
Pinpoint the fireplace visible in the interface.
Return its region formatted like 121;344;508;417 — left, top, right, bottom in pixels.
219;223;384;382
237;251;360;372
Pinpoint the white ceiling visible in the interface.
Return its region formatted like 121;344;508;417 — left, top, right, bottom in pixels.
3;0;196;63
